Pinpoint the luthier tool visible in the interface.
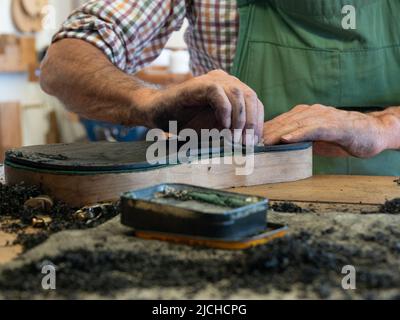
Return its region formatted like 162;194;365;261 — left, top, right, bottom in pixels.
4;140;312;207
121;184;287;250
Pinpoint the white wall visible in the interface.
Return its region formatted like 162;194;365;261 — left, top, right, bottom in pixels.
0;0;188;103
0;0;188;145
0;0;73;47
0;0;73;104
0;0;78;145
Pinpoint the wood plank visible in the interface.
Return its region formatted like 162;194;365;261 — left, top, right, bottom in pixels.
0;103;22;162
231;175;399;205
0;34;37;73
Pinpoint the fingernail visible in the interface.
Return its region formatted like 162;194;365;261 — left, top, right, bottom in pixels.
233;130;242;144
282;134;292;141
246;133;255;146
254;135;259;145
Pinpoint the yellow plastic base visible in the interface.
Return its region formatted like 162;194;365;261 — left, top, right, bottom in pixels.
135;225;288;250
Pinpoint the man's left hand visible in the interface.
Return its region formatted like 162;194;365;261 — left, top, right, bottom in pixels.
263;104;399;158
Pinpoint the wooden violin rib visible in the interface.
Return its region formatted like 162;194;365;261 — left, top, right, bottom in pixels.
4;141;313;207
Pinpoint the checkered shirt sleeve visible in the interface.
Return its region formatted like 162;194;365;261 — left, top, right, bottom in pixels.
53;0;187;74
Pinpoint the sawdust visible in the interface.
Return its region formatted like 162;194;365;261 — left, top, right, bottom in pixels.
1;180;399;300
0;183;120;251
271;202;309;213
0;183;42;220
6;150;69;164
0;212;399;300
380;198;400;214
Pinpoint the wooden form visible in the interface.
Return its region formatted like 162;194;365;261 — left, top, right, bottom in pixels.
11;0;47;33
4;141;313;207
0;34;37;73
0;103;22;162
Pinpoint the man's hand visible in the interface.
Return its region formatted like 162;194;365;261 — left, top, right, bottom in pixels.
41;41;263;145
263;104;400;158
144;70;264;145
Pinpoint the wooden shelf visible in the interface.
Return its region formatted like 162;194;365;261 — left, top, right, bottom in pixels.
136;66;192;85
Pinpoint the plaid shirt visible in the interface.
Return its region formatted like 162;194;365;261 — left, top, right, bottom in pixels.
53;0;239;76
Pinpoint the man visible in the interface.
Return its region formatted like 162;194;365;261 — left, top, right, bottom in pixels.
41;0;400;175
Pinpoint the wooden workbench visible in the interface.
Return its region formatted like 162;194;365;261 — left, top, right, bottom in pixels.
233;175;400;205
1;167;399;265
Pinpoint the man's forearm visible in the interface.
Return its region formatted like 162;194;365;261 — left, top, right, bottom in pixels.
40;39;264;141
40;39;156;127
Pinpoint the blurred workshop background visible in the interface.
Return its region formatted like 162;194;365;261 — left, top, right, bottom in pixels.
0;0;191;161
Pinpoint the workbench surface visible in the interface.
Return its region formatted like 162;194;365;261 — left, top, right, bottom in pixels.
1;172;399;299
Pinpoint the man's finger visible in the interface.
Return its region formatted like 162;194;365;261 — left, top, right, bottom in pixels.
206;84;232;129
256;99;265;144
267;104;309;123
264;107;333;145
264;106;318;138
243;90;258;145
281;126;335;143
226;87;246;143
264;119;308;145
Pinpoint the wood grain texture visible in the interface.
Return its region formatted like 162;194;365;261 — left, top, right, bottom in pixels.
0;103;22;162
231;175;399;205
5;146;313;207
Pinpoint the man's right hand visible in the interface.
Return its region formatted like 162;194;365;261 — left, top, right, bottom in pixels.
142;70;264;144
41;40;263;144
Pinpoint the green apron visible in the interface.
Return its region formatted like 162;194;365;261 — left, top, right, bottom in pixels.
231;0;400;175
